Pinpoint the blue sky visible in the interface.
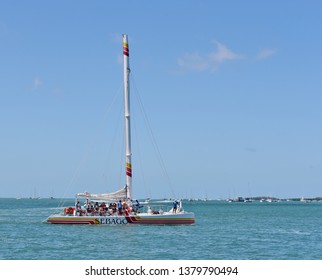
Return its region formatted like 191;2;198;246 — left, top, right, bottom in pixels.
1;0;322;199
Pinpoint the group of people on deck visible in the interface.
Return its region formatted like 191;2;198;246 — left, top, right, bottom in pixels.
74;199;142;216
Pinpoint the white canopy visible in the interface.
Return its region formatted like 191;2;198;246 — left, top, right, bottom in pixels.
76;186;128;201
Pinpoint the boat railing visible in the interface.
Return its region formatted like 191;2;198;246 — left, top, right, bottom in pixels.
139;204;182;215
60;201;184;217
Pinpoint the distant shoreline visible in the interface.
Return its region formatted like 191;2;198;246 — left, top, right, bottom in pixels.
1;196;322;202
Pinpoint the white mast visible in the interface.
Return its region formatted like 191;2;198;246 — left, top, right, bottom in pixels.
123;34;132;199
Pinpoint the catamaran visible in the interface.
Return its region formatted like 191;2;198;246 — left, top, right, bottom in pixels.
45;34;195;225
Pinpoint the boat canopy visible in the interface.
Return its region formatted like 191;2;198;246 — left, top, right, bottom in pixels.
76;186;128;201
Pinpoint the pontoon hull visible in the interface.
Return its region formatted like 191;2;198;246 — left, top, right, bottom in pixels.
46;212;194;225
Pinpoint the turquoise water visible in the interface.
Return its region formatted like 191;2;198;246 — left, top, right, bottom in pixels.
1;198;322;260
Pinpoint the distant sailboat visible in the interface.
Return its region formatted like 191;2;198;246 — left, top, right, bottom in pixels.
29;188;40;200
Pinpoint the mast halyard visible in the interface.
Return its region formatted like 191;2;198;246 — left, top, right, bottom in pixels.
123;34;132;199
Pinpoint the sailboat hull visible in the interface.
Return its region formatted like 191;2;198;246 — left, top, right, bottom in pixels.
46;212;194;225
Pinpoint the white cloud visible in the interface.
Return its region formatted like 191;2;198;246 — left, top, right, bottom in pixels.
177;41;241;72
177;52;209;71
209;41;240;63
256;48;277;59
33;77;42;90
177;40;278;72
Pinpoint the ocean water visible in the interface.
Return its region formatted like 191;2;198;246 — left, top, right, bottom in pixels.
1;198;322;260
